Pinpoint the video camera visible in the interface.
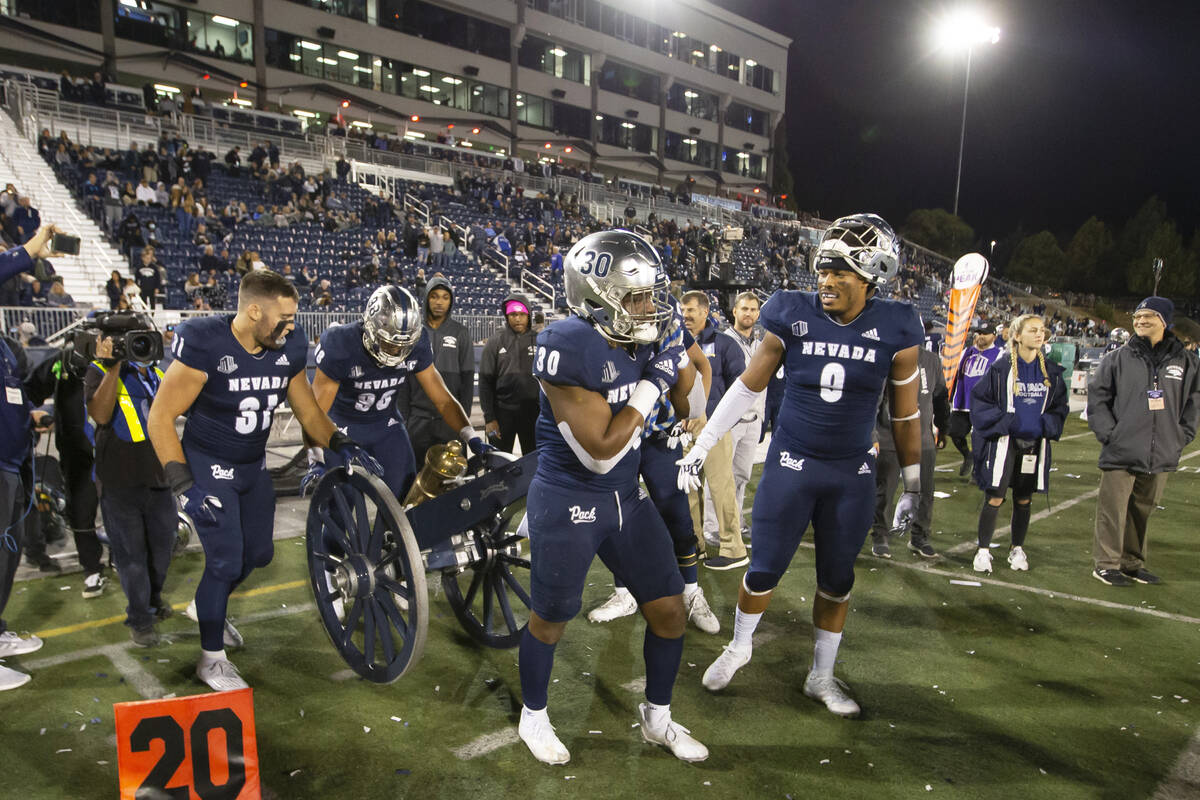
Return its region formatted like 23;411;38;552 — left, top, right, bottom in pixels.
64;311;163;377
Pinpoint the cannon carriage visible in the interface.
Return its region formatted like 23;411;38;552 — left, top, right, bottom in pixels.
304;449;538;683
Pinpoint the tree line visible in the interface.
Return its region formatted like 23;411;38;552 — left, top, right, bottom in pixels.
900;198;1198;299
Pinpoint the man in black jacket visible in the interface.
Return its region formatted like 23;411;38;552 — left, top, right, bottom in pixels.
1087;297;1200;586
399;276;475;467
479;294;538;454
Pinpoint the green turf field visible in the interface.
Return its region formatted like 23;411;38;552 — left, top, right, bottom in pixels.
2;415;1197;799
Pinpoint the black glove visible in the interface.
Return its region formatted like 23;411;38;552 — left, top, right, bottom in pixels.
328;430;384;478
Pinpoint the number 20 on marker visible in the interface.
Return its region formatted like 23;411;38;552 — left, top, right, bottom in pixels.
114;688;261;799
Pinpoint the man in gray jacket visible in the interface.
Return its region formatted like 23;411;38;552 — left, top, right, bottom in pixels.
1087;296;1200;587
399;276;476;468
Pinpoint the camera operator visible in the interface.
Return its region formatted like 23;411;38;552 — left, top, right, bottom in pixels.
84;333;174;645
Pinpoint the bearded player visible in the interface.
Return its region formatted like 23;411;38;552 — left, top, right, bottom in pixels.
677;214;924;716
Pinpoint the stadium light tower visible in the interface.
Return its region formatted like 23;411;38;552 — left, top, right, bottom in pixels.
934;9;1000;217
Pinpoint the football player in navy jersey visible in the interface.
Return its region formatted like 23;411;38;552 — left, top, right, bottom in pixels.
677;214;925;717
308;285;489;498
586;306;719;633
148;270;381;691
517;230;709;765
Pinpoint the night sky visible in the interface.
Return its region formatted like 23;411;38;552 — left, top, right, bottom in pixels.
713;0;1200;243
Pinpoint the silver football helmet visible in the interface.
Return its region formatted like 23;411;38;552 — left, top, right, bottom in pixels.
1109;327;1130;345
564;229;672;345
812;213;901;287
362;285;422;367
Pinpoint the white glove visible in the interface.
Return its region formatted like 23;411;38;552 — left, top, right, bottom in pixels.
666;421;692;451
891;491;920;532
675;445;708;493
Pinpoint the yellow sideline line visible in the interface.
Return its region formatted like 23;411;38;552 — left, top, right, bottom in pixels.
33;579;309;639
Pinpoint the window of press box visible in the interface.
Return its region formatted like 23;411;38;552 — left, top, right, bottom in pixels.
265;31;375;89
721;148;764;179
663;132;717;168
378;0;510;63
281;0;367;22
517;35;590;85
5;0;101;32
597;61;659;105
114;2;252;63
597;117;656;154
515;94;591;138
725;101;767;135
666;83;717;121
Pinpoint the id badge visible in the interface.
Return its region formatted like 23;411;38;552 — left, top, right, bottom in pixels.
5;378;21;405
1147;389;1164;411
1020;454;1038;474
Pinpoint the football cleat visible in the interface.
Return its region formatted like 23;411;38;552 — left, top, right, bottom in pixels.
587;589;637;623
802;672;861;717
638;703;709;762
1007;546;1029;571
186;599;245;648
684;589;720;635
196;657;249;692
702;644;751;691
519;707;570;765
972;548;993;574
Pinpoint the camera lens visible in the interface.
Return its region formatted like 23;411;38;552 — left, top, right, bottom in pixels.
128;334;153;361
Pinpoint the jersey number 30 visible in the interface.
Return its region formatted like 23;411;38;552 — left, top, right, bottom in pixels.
235;394;280;434
535;346;560;376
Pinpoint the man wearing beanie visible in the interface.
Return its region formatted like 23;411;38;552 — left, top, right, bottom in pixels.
479;294;540;454
1086;296;1200;586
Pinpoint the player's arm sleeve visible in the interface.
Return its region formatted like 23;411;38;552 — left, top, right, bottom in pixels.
456;328;474;417
478;337;498;423
314;332;343;381
1085;354;1117;444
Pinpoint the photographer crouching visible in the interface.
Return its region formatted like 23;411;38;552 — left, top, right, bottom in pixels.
83;316;174;646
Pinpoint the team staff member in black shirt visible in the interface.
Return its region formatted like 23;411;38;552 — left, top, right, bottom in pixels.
478;294;539;454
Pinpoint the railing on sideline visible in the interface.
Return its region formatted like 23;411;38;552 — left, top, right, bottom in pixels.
1;306;506;347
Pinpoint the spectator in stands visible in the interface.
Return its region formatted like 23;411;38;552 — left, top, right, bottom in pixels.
399;276;475;468
200;274;226;310
184;272;204;302
123;278;143;309
416;227;431;265
90;71;106;105
134;248;162;310
442;230;457;263
428;224;444;267
21;279;48;307
10;197;40;245
140;144;158;185
134;179;156;206
46;281;74;308
106;270;124;309
154;182;170;207
1088;297;1200;586
225;147;241;177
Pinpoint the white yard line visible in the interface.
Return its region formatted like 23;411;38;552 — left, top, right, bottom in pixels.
104;644;168;699
451;727;520;760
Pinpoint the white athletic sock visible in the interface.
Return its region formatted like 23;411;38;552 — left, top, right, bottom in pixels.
682;582;700;599
812;628;842;677
200;648;227;664
643;701;670;729
521;705;549;721
731;608;762;650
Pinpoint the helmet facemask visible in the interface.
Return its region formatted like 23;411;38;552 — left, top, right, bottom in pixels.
584;275;672;346
813;214;900;288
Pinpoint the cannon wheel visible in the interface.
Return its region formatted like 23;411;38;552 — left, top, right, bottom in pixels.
306;468;428;683
441;452;533;649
